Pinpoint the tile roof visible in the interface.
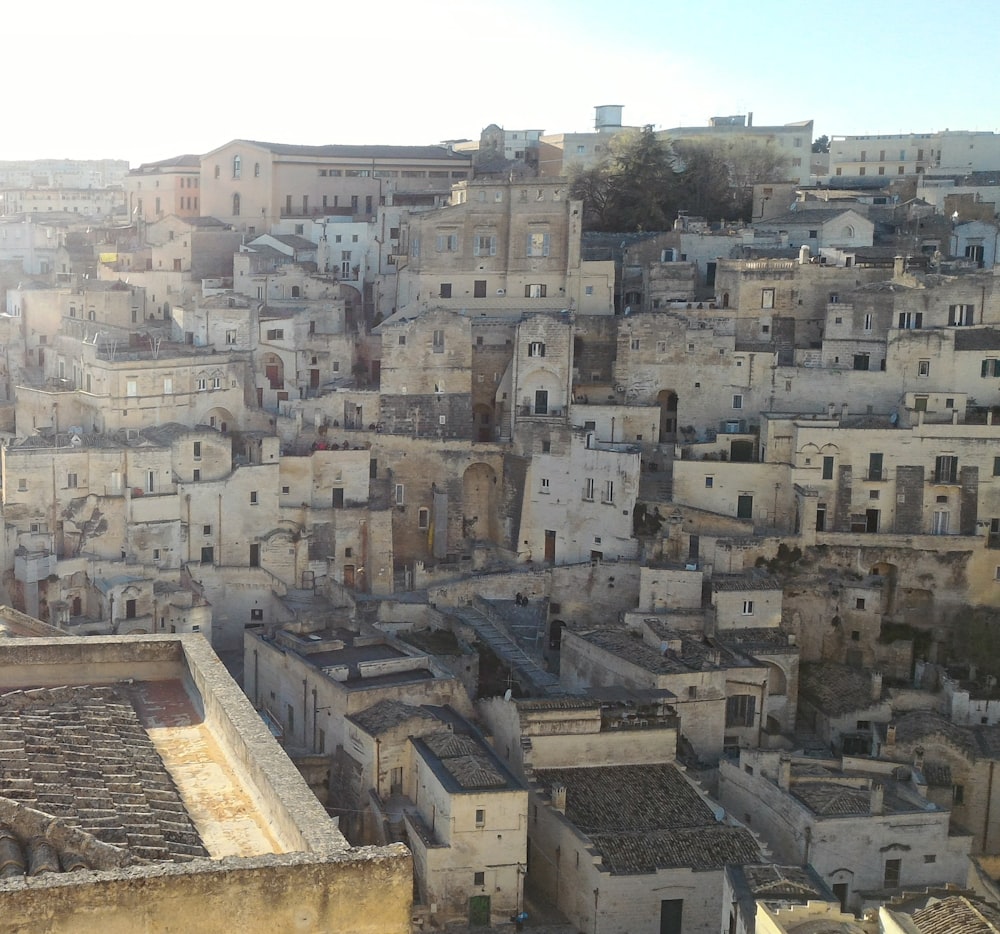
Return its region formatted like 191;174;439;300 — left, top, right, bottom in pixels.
232;140;471;162
0;684;207;862
420;732;509;790
712;573;782;593
800;662;881;716
348;700;439;736
740;863;829;900
910;895;1000;933
576;628;712;675
535;764;761;873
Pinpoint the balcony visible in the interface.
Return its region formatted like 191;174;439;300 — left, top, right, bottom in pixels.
866;469;888;481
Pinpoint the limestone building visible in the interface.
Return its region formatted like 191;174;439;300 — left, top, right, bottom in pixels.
0;633;411;933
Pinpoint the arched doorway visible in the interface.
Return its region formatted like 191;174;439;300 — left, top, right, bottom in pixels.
462;463;497;543
656;389;678;442
205;406;235;434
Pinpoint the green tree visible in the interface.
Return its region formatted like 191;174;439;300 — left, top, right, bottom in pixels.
569;127;683;232
812;134;830;153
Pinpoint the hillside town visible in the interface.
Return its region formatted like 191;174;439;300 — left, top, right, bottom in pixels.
1;107;1000;933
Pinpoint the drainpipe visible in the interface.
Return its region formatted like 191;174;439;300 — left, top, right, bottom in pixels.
302;678;308;747
984;761;995;853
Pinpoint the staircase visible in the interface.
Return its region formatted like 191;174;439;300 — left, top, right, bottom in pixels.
448;604;559;694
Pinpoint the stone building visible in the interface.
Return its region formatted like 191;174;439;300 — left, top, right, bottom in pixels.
0;634;411;933
199;140;472;232
875;711;1000;856
719;749;971;913
123;154;202;222
395;177;614;317
529;762;763;934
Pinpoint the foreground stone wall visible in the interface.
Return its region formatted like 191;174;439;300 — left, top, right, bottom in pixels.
0;847;412;934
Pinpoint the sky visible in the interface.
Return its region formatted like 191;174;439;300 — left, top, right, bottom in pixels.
4;0;999;167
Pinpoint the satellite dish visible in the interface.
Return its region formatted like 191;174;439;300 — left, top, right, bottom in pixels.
503;689;512;702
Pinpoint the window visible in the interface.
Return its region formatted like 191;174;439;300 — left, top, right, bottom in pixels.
540;477;550;493
67;473;78;488
212;376;221;390
884;858;901;888
475;809;485;827
193;469;201;481
761;288;775;309
982;359;1000;378
953;784;965;805
435;233;458;252
935;455;958;484
742;600;754;616
250;491;258;505
432;329;445;352
266;329;284;340
203;524;212;535
631;338;640;350
949;304;975;326
418;507;430;530
473;871;485;886
868;452;883;481
126;380;137;397
602;480;614;504
526;231;551;257
473;235;496;256
525;283;547;298
528;341;546;357
232;155;241;179
864;313;873;331
583;478;595;501
705;476;714;488
898;311;923;329
232;193;240;216
585;285;594;295
197;377;207;391
251;608;263;621
917;359;930;377
395;484;404;505
726;694;756;727
732;394;743;409
474;280;487;298
439;283;452;298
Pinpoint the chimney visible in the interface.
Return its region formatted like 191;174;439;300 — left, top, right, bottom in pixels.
893;256;905;278
841;403;849;420
550;783;567;813
747;111;753;128
870;780;885;815
886;725;897;748
827;403;836;418
871;670;883;702
913;745;925;771
778;755;792;791
799;245;810;265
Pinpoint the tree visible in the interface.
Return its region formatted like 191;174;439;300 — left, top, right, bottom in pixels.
674;138;792;222
569;127;684;232
812;134;830;153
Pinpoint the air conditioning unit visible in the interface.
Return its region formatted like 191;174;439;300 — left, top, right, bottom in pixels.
496;288;506;296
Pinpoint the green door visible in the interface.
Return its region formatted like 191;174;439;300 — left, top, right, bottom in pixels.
468;895;491;926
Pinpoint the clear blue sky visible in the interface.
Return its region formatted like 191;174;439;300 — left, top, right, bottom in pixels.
6;0;998;166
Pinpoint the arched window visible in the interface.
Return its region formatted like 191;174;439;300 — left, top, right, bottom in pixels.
232;193;240;216
841;225;855;239
291;285;300;298
233;155;242;179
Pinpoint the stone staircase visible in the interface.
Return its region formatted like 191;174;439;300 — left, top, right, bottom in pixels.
447;605;558;695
